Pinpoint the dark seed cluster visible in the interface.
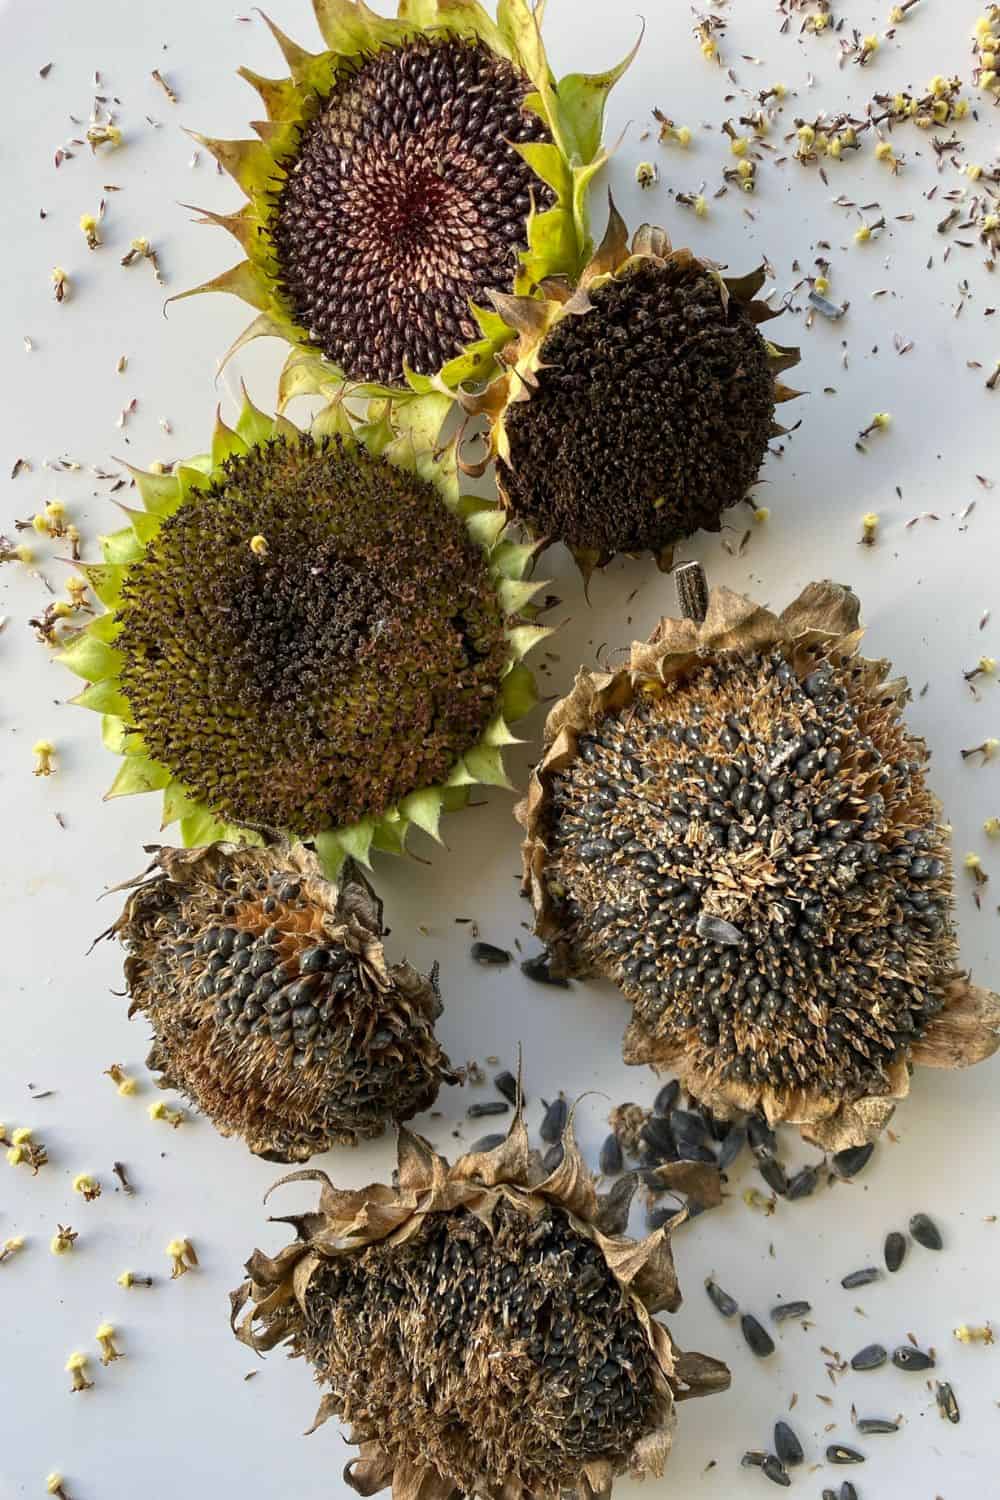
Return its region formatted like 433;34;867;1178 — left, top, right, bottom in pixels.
541;643;956;1101
272;37;553;386
116;435;508;835
114;848;454;1159
501;259;776;559
298;1198;660;1496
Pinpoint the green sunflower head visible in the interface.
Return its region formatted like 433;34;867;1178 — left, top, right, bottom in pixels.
58;392;547;876
173;0;637;399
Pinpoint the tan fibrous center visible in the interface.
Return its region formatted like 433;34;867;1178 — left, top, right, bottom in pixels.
543;646;955;1099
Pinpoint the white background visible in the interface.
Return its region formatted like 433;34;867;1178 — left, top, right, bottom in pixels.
1;1;999;1496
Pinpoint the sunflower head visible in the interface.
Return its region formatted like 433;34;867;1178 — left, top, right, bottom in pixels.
518;577;1000;1150
108;842;457;1159
232;1100;729;1499
175;0;637;397
458;199;801;580
58;393;547;874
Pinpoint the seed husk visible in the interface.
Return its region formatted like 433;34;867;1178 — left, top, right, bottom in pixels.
856;1417;899;1434
521;953;570;988
770;1300;812;1324
741;1451;767;1468
892;1345;935;1371
833;1142;876;1178
762;1454;791;1487
935;1380;960;1424
786;1164;820;1200
850;1343;888;1371
717;1124;747;1171
494;1070;518;1106
841;1267;881;1289
540;1096;569;1143
470;942;511;966
826;1445;865;1465
467;1101;510;1119
706;1279;739;1318
909;1211;943;1250
884;1230;907;1272
774;1420;804;1467
599;1133;624;1175
758;1157;789;1197
742;1313;776;1358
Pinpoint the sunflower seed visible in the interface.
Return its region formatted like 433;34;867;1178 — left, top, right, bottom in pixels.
747;1113;778;1158
599;1133;623;1174
758;1157;789;1196
892;1345;935;1371
742;1313;776;1357
695;911;744;945
841;1266;881;1289
884;1230;906;1272
786;1163;820;1200
493;1070;518;1105
670;1108;709;1146
470;941;511;966
856;1417;899;1434
520;953;569;987
770;1300;812;1323
840;1485;859;1500
833;1142;875;1178
470;1133;506;1152
652;1079;680;1116
741;1451;767;1469
540;1096;568;1143
935;1380;960;1424
705;1279;738;1318
467;1100;510;1119
909;1212;943;1250
826;1445;865;1464
823;1492;838;1500
717;1123;747;1171
774;1420;804;1467
850;1343;888;1371
542;1143;564;1172
762;1454;791;1487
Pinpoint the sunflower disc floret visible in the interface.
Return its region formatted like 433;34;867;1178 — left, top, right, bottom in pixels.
58;395;547;873
106;842;457;1160
177;0;638;396
460;202;801;577
232;1105;729;1499
518;580;1000;1150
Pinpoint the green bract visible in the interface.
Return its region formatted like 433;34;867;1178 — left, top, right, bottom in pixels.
59;393;547;877
174;0;636;398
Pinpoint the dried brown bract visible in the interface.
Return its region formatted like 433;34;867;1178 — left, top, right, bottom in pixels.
233;1105;729;1500
518;579;1000;1151
104;842;458;1161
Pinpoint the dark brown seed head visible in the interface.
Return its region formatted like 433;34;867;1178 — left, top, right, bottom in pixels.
500;258;777;559
272;37;553;386
108;845;456;1159
115;434;508;835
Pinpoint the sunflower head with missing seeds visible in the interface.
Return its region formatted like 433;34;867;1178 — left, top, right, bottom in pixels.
232;1100;729;1500
58;393;546;874
175;0;637;399
519;577;1000;1150
457;200;801;580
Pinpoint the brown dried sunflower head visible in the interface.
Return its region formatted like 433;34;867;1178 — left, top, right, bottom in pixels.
458;201;801;579
518;578;1000;1151
106;842;458;1160
232;1105;729;1500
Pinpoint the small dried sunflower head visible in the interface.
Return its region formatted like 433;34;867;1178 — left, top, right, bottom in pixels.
177;0;636;395
459;200;800;580
232;1104;729;1499
58;395;544;873
105;842;458;1161
518;579;1000;1150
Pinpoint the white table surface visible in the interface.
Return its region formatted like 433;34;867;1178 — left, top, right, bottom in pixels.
1;1;999;1496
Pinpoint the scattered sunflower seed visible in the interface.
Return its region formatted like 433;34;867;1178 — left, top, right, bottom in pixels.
770;1300;812;1324
826;1445;865;1465
884;1230;907;1273
833;1143;875;1179
840;1486;859;1500
841;1267;881;1289
762;1454;791;1487
520;953;568;987
742;1313;776;1358
909;1212;943;1250
892;1345;935;1371
652;1080;680;1116
786;1164;820;1200
718;1124;747;1171
470;941;511;966
599;1133;623;1175
774;1420;804;1467
706;1279;739;1318
470;1133;506;1152
493;1070;518;1106
856;1417;899;1435
935;1380;960;1424
466;1101;509;1119
850;1343;888;1371
758;1158;789;1197
539;1096;568;1143
747;1114;777;1158
541;1142;564;1172
741;1450;767;1468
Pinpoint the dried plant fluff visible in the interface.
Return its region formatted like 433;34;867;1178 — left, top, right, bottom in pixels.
518;581;1000;1151
232;1104;729;1499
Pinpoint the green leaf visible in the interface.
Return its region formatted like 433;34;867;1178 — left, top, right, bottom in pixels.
176;463;213;500
466;506;507;550
314;830;347;879
84;612;122;644
483;713;522;748
444;757;477;789
100;527;144;565
161;781;199;828
371;817;409;857
555;25;641;165
501;662;540;721
399;787;445;842
512;139;572;196
119;505;163;546
498;577;543;615
101;714;129;754
180;805;231;847
56;632;123;683
492;539;537;581
81;564;126;608
336;816;376;867
439;784;470;814
70;679;135;719
104;754;172;800
463;744;514;789
129;465;183;517
212;411;251;468
506;623;552;662
235;390;278;447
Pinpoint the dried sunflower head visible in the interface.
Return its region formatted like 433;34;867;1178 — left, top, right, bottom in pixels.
176;0;636;396
518;576;1000;1150
459;201;800;579
106;843;457;1160
58;393;546;874
232;1104;729;1498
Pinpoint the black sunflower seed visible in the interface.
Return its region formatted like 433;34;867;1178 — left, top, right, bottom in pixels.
935;1380;960;1424
493;1070;518;1106
742;1313;776;1358
850;1343;888;1371
833;1142;875;1178
856;1417;899;1434
892;1345;935;1371
762;1454;791;1487
786;1163;820;1200
652;1079;680;1116
705;1279;738;1318
909;1212;943;1250
717;1123;747;1171
670;1108;710;1147
470;941;511;966
541;1143;564;1172
770;1300;812;1323
540;1096;568;1143
841;1266;881;1289
747;1113;777;1158
467;1101;509;1119
884;1230;906;1273
826;1445;865;1464
599;1133;623;1175
840;1485;859;1500
520;953;569;987
758;1157;789;1197
470;1133;506;1153
774;1420;804;1467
